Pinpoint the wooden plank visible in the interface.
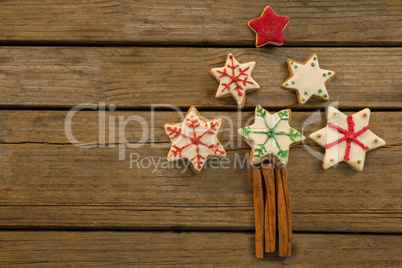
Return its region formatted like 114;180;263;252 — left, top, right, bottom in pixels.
0;110;400;146
0;110;400;232
0;0;401;46
0;231;400;266
0;206;399;232
0;47;401;109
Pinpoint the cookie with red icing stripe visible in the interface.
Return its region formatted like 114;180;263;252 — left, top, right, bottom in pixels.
309;106;386;171
164;106;226;174
210;53;260;108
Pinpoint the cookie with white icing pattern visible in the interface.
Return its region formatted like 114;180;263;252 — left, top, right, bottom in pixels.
210;53;260;108
309;106;386;171
238;105;305;167
281;53;335;105
164;106;226;174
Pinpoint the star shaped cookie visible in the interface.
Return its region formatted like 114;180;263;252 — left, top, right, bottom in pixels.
210;53;260;108
248;6;290;47
238;105;305;167
164;106;226;174
309;106;386;171
281;53;336;105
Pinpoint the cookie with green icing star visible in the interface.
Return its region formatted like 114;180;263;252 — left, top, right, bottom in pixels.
238;105;305;166
281;53;336;105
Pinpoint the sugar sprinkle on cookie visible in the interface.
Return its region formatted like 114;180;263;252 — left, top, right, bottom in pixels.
248;6;290;47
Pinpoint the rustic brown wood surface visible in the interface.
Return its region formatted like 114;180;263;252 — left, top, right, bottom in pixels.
0;0;401;46
0;47;401;109
0;111;400;233
0;231;400;267
0;0;401;266
0;145;399;231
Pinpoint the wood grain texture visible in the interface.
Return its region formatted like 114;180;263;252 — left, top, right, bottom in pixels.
0;47;401;109
0;231;400;267
0;0;401;46
0;110;400;232
0;0;400;265
0;110;400;146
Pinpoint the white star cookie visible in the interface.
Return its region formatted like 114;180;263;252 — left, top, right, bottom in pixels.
281;53;335;105
309;106;386;171
238;105;305;167
210;53;260;108
164;106;226;174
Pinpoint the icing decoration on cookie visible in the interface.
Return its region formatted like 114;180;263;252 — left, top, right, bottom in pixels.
164;106;226;174
210;53;260;108
309;106;386;171
248;6;290;47
238;105;305;166
281;53;336;105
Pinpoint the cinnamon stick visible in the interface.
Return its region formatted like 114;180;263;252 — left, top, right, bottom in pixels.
275;168;288;257
281;168;292;256
252;168;264;259
261;163;275;253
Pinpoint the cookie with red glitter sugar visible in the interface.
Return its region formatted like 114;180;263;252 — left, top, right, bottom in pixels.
309;106;386;171
210;53;260;108
164;106;226;174
248;6;290;47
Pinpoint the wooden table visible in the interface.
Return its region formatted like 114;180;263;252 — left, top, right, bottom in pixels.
0;0;401;266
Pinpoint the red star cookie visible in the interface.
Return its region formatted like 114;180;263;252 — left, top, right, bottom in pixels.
248;6;290;47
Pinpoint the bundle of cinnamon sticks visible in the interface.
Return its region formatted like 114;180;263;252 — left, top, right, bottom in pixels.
253;163;292;258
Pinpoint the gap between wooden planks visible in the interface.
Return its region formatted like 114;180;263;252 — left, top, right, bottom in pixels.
0;110;400;232
0;0;401;46
0;47;401;109
0;231;400;266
